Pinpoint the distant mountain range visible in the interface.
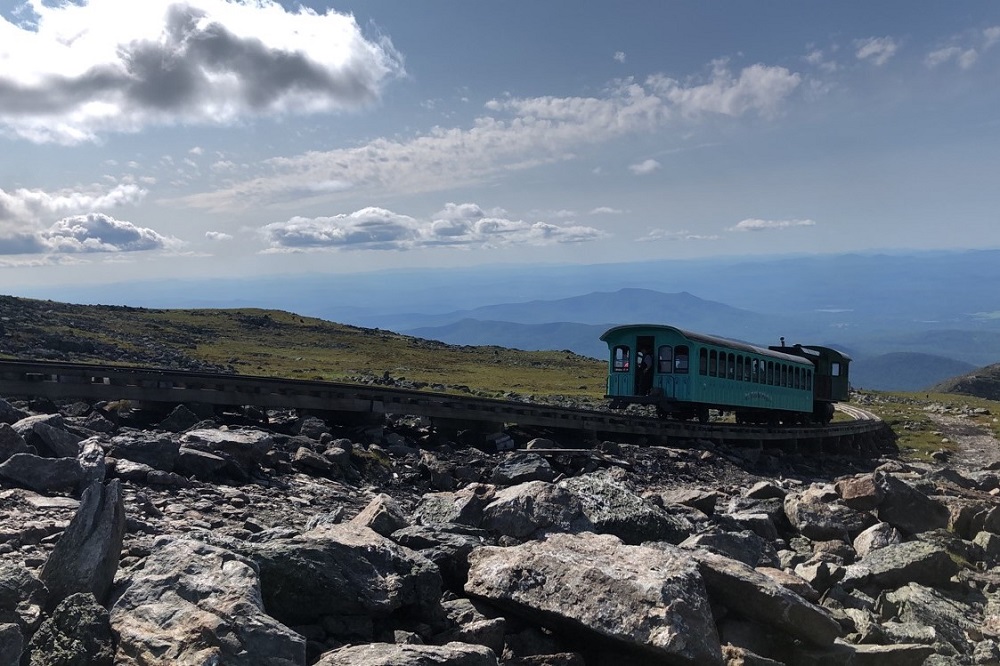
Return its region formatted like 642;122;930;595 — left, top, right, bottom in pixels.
12;249;1000;391
395;287;1000;391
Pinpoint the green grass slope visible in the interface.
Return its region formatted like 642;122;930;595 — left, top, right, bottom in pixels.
0;295;606;400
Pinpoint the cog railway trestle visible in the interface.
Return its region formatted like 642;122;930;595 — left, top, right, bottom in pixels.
0;359;890;454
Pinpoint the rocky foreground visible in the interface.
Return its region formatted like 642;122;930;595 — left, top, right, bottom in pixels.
1;394;1000;666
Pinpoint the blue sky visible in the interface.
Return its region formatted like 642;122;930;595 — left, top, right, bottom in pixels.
1;0;999;293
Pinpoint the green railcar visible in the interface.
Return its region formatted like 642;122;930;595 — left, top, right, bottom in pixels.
600;324;847;424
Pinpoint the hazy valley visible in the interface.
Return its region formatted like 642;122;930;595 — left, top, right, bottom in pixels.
12;249;1000;391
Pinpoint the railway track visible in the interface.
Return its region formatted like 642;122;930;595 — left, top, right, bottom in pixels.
0;359;892;453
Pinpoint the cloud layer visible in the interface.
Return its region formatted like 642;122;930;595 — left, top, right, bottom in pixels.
185;62;803;211
261;203;606;252
0;0;403;143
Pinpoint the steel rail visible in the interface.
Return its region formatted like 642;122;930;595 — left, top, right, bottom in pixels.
0;359;886;446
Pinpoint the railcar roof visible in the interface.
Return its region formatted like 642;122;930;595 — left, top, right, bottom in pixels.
600;324;812;365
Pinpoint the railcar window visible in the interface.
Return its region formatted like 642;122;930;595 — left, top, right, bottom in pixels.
658;346;673;373
831;362;841;376
675;346;689;373
613;345;630;372
727;354;736;379
751;359;759;383
709;350;718;377
736;356;744;381
781;365;788;387
699;348;708;375
806;370;812;390
767;361;774;385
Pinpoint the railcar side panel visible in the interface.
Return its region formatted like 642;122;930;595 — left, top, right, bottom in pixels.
601;324;829;420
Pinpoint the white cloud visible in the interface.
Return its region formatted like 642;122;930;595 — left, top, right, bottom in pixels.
205;231;232;241
0;183;147;229
590;207;623;215
0;212;181;255
182;61;803;211
0;0;404;144
647;60;801;119
925;26;1000;69
855;37;899;66
613;51;626;63
629;159;661;175
260;203;606;252
728;218;816;232
641;229;720;242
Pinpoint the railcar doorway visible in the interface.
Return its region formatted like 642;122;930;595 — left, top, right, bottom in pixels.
634;335;656;396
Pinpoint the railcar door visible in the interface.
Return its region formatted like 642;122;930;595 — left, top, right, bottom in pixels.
607;344;632;397
671;344;691;401
654;344;675;398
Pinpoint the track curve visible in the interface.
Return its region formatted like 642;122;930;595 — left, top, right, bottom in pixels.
0;359;893;453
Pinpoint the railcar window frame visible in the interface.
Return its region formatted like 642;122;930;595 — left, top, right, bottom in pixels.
709;350;718;377
727;353;736;380
675;345;689;374
612;345;631;372
658;345;673;373
699;348;708;375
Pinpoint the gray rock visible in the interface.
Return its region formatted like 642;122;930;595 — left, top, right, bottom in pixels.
784;485;874;541
559;470;692;544
110;536;306;666
296;416;331;440
108;433;180;471
490;452;555;485
680;529;779;568
157;404;201;433
0;423;32;462
314;642;498;666
690;548;841;647
0;623;22;666
174;445;228;479
465;532;724;665
27;592;114;666
350;493;409;537
413;484;496;527
40;479;126;608
390;523;491;591
881;582;986;656
874;472;950;536
233;524;443;634
0;397;27;425
31;421;82;458
0;453;84;493
480;481;592;539
0;563;47;632
842;540;960;591
853;522;903;559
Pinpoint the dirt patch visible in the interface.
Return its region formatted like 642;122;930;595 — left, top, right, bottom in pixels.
927;414;1000;470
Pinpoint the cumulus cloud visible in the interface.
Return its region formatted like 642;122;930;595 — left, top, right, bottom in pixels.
855;37;899;66
182;61;803;211
1;212;181;255
0;0;404;144
641;229;720;242
926;25;1000;69
260;203;606;252
205;230;232;241
728;218;816;232
629;159;661;175
613;51;626;63
0;183;146;228
647;60;801;119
